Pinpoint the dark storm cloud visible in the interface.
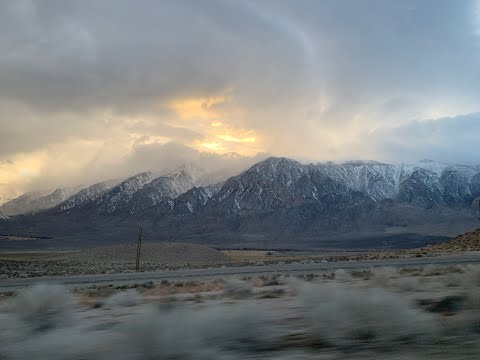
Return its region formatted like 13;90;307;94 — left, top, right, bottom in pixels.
1;0;479;113
0;0;308;113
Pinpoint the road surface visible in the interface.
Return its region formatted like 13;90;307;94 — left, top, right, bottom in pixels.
1;254;480;289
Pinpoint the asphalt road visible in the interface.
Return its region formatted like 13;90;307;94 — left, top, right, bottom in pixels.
1;254;480;289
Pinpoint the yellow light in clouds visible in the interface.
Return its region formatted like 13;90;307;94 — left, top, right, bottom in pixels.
0;151;48;198
194;127;264;156
8;153;46;180
200;142;224;152
170;94;266;156
217;134;256;143
170;95;228;120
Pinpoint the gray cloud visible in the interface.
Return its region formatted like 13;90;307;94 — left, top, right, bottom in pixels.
0;0;480;197
369;113;480;164
27;141;270;191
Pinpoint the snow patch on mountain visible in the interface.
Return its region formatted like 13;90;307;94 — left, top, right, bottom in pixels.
202;182;224;200
397;168;444;208
59;179;122;212
318;161;417;201
161;181;224;215
440;165;479;207
415;159;448;176
124;170;195;213
92;172;155;214
30;186;85;214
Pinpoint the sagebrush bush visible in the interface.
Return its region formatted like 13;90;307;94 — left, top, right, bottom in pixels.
191;303;277;352
4;327;120;360
3;298;274;359
118;303;276;358
333;269;352;282
394;276;422;292
298;282;438;348
462;264;480;287
10;284;74;332
104;289;142;308
371;267;398;287
223;277;253;298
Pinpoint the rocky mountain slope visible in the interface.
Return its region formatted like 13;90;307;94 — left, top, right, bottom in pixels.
122;169;195;214
77;172;155;214
28;186;86;214
143;182;224;217
58;179;122;212
55;169;198;215
154;158;478;243
396;168;444;208
318;160;414;201
0;211;9;220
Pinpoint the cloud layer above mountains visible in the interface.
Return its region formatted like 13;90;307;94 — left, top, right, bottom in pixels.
1;0;480;198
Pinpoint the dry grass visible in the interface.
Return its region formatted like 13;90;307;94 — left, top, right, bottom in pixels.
222;250;367;264
427;228;480;252
0;252;67;261
0;243;233;278
222;250;306;263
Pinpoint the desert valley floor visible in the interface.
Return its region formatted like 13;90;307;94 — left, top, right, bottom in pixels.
1;229;480;359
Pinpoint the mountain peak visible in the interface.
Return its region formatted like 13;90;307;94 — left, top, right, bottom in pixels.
255;156;303;168
414;159;447;176
246;157;306;178
168;163;205;182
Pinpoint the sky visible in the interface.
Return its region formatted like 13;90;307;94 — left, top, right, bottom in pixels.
1;0;480;200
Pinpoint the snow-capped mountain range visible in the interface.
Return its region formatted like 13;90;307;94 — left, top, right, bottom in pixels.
1;158;479;217
1;157;479;248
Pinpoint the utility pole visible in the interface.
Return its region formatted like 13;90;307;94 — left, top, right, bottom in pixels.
135;227;143;271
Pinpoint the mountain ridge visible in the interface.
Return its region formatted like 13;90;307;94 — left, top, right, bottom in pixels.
3;157;480;216
1;157;479;250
